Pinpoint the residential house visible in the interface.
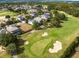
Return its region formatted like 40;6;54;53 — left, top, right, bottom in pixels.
33;5;43;10
17;23;32;33
41;9;48;12
6;25;21;35
28;16;45;25
28;19;34;25
41;15;48;20
41;13;50;20
29;13;36;17
0;16;5;24
33;17;42;23
3;18;9;22
27;9;37;13
44;13;50;16
0;16;10;25
17;15;25;22
42;5;48;9
0;28;7;34
28;16;42;25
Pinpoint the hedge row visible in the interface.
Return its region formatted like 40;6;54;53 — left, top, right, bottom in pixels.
61;37;79;58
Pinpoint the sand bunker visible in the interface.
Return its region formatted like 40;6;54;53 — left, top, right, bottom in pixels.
42;32;48;37
24;41;29;45
48;41;62;53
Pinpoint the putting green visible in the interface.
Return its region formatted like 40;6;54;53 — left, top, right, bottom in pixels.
30;38;52;56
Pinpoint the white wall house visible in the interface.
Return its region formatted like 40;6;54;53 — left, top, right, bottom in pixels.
6;25;20;35
29;13;36;17
28;19;34;25
3;18;9;22
17;15;25;22
0;28;7;34
41;15;48;20
27;9;37;13
0;16;10;24
42;5;48;9
28;17;42;25
33;17;42;23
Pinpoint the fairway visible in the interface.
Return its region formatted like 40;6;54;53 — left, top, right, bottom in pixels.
20;12;79;58
0;11;17;16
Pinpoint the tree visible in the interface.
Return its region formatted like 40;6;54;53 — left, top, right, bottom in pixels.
5;15;10;19
25;15;32;20
11;18;19;23
0;33;17;46
60;13;66;20
6;20;13;25
53;10;67;22
0;23;6;28
71;9;79;17
0;33;8;46
32;21;39;29
6;43;17;55
53;10;58;15
56;13;66;21
38;10;44;15
51;17;61;28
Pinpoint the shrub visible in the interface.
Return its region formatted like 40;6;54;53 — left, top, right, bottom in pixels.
61;37;79;58
32;21;39;30
5;15;10;19
6;43;17;55
0;33;17;46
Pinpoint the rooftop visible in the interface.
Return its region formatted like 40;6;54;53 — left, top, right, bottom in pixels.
17;23;32;32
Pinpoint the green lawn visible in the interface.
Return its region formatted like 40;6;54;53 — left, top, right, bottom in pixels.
19;12;79;58
0;10;17;16
0;52;11;58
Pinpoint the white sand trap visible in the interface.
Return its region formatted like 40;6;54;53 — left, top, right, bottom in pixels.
48;41;62;53
42;32;48;37
24;41;29;45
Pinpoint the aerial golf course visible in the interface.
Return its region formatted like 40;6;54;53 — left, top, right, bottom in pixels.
19;11;79;58
0;9;79;58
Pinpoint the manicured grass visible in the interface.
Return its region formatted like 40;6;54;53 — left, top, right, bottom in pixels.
0;10;17;16
0;52;11;58
20;12;79;58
